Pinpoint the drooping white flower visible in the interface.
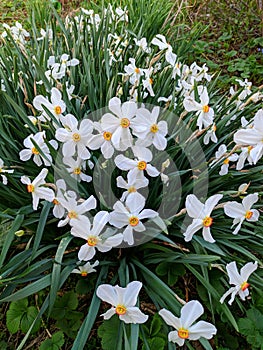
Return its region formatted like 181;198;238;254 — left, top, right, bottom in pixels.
71;211;123;261
0;158;14;185
100;97;136;151
151;34;172;55
71;260;99;276
33;87;66;123
184;194;223;243
63;157;92;183
109;195;158;245
224;193;259;235
57;193;96;227
236;146;254;170
21;168;55;210
165;51;181;78
88;122;115;159
159;300;217;346
234;110;263;165
115;146;159;180
132;106;167;150
183;87;214;130
116;170;149;202
220;261;258;305
19;131;55;166
55;114;93;159
219;153;239;176
52;179;67;219
96;281;148;324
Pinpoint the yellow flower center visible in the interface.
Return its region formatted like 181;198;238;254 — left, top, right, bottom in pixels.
223;158;230;164
245;211;253;219
116;304;127;315
203;216;213;227
247;146;253;154
73;167;81;175
103;131;112;141
149;78;153;85
202;105;210;113
54;106;62;115
137;161;147;170
87;236;98;246
178;328;189;339
27;184;34;193
134;67;140;74
31;147;39;155
68;211;78;219
53;199;60;205
128;186;136;193
241;281;250;291
81;271;88;277
120;118;130;128
72;133;81;142
150;124;159;133
212;124;217;132
129;216;139;227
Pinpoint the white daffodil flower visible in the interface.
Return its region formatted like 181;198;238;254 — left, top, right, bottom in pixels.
224;193;259;235
151;34;172;56
0;158;14;185
183;86;214;130
234;109;263;165
142;67;155;97
203;124;218;145
132;106;168;150
184;194;223;243
21;168;54;210
96;281;148;324
134;37;151;53
63;157;92;183
109;195;158;245
57;193;96;227
124;58;143;85
71;260;99;276
236;146;254;170
116;170;149;202
165;51;181;78
55;114;93;159
19;131;55;167
52;179;68;219
220;261;258;305
88;121;115;159
115;146;159;180
71;211;123;261
159;300;217;346
219;153;238;176
100;97;137;151
33;87;66;123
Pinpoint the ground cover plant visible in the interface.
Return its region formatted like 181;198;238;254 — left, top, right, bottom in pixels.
0;1;262;349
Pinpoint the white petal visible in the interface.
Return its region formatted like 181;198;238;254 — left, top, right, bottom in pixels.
159;309;181;329
92;211;109;235
185;195;204;219
224;202;244;218
101;308;116;320
126;194;145;214
240;261;258;281
188;320;217;340
123;281;142;307
96;284;118;306
184;219;203;241
78;244;96;261
202;227;215;243
120;307;148;324
146;164;160;177
242;193;258;211
123;225;134;245
204;194;223;216
226;262;243;285
180;300;204;329
168;331;185;346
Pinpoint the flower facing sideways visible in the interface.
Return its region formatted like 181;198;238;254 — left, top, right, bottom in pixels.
224;193;259;235
184;194;223;243
71;260;99;276
220;261;258;305
96;281;148;324
159;300;217;346
21;168;54;210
